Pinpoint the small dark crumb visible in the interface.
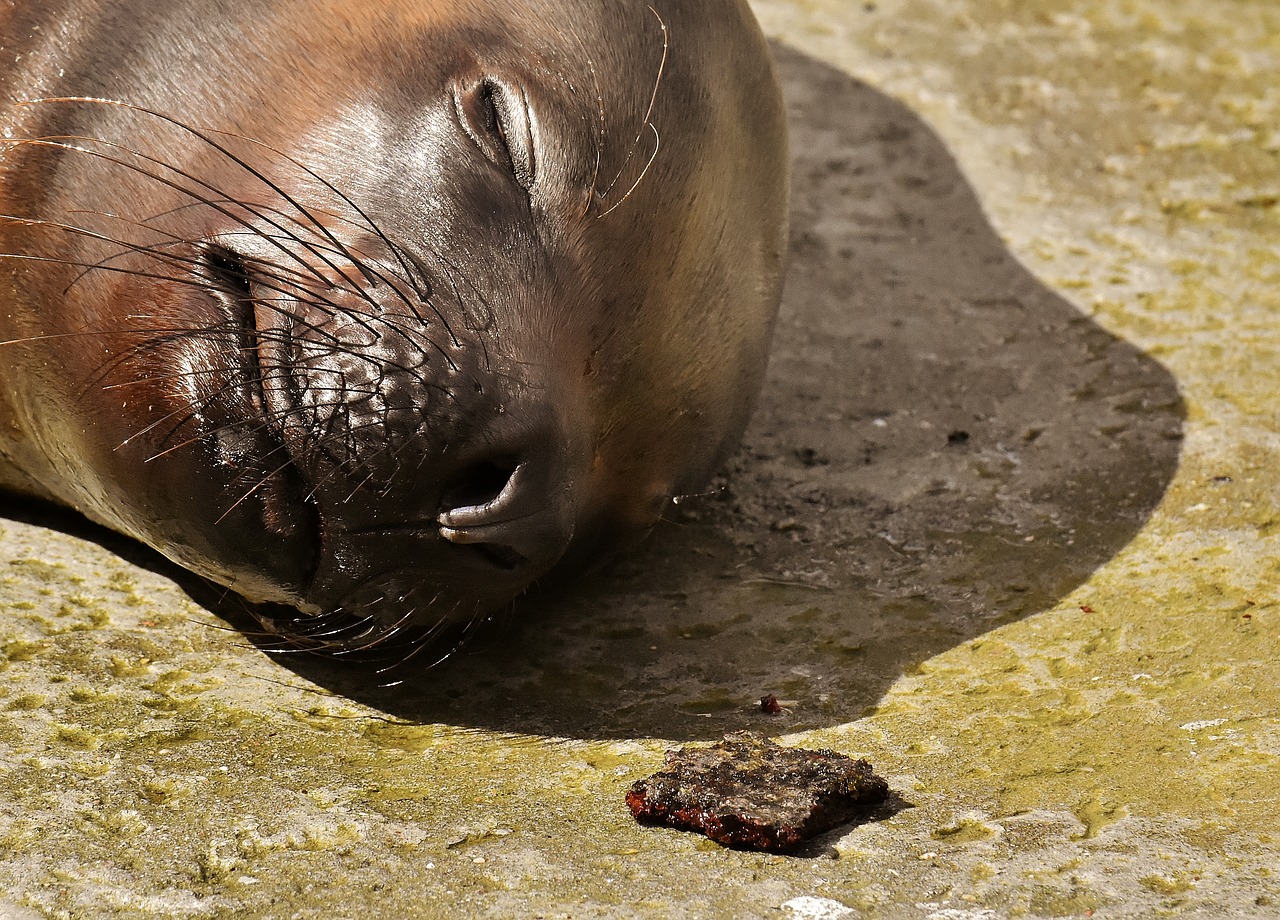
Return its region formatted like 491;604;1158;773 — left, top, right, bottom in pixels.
946;429;970;445
1211;475;1233;484
626;732;890;854
760;694;783;715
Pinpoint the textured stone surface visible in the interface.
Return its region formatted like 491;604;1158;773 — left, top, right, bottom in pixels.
2;1;1279;917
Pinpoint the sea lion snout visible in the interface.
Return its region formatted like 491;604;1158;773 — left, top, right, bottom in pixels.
208;232;593;623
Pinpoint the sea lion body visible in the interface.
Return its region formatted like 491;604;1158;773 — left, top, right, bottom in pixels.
0;0;788;647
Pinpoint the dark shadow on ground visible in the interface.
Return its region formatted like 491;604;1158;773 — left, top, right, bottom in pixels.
258;44;1183;738
0;45;1184;741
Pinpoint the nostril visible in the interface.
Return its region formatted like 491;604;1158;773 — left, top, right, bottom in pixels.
439;457;518;514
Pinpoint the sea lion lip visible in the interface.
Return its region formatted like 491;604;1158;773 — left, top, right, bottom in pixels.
435;458;525;529
331;521;528;575
342;521;438;537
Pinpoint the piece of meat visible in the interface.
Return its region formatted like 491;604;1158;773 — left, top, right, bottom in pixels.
626;732;890;853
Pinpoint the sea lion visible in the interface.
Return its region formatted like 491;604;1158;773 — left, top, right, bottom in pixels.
0;0;788;655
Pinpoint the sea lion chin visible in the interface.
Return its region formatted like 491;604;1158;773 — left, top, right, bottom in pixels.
0;0;789;657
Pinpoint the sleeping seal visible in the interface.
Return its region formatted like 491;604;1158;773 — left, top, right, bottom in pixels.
0;0;788;655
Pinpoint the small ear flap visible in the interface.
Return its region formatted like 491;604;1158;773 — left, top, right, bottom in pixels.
455;78;536;191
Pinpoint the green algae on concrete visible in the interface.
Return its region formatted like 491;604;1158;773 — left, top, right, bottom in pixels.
4;0;1280;916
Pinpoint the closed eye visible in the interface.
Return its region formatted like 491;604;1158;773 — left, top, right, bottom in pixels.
456;77;536;190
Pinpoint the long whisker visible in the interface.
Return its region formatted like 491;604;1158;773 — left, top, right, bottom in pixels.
0;217;356;350
20;101;385;298
9;134;349;296
580;56;608;220
596;5;667;218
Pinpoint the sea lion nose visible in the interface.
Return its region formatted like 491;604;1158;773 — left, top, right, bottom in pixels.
435;434;577;575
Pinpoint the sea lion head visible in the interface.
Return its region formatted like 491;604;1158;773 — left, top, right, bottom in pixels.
0;0;788;652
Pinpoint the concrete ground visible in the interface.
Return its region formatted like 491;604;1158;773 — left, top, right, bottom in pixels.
2;0;1278;917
